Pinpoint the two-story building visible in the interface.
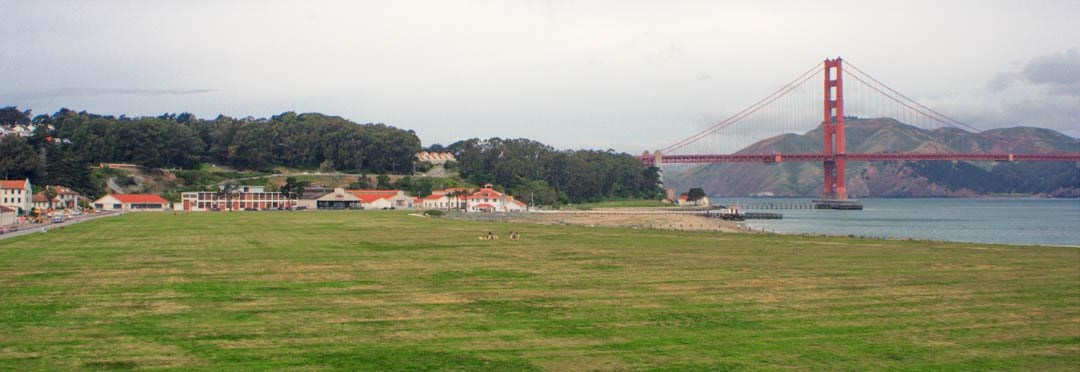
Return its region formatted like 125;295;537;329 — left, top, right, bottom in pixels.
31;185;87;211
178;185;288;211
0;179;32;214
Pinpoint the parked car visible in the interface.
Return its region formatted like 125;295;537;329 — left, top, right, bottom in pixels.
52;216;65;223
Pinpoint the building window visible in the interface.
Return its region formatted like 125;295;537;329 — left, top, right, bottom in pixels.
113;204;122;209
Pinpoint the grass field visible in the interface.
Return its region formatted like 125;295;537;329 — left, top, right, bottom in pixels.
1;212;1077;370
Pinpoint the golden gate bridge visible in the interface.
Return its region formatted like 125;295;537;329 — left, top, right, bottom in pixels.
639;57;1080;208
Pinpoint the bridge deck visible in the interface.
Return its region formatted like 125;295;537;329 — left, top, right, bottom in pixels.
642;152;1080;165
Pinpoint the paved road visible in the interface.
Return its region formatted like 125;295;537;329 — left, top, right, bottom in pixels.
0;212;118;241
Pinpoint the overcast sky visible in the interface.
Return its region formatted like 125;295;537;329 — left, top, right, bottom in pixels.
2;0;1078;152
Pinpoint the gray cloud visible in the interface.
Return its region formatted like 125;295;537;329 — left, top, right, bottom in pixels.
3;1;1079;150
1;88;218;101
986;72;1017;92
1020;48;1080;96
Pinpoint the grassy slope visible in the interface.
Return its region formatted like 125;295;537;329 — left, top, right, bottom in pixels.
0;212;1077;370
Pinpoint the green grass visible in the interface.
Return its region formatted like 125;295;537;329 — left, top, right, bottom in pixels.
0;212;1077;370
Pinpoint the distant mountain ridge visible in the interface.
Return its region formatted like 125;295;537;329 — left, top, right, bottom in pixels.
664;118;1080;198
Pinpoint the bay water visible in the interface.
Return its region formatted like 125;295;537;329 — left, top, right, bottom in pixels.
709;197;1080;246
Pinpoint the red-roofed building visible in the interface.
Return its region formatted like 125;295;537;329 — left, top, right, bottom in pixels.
0;179;31;214
465;184;527;213
347;189;415;209
421;188;472;210
308;188;418;210
93;194;169;212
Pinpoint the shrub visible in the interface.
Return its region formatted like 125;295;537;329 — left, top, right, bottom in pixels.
423;210;445;218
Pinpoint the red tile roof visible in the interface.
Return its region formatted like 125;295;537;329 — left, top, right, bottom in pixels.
466;188;502;199
473;203;495;209
0;205;16;213
0;179;28;189
355;194;391;203
110;194;168;204
423;194;446;200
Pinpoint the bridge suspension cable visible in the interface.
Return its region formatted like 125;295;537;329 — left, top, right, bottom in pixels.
843;60;982;132
660;61;823;154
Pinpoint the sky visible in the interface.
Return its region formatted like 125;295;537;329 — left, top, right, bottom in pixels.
2;0;1078;152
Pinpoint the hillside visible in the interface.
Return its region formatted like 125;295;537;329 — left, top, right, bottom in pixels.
664;118;1080;197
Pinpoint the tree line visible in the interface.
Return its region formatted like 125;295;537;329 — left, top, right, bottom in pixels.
448;138;663;204
0;106;421;196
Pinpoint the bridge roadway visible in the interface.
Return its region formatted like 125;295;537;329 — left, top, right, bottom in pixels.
641;152;1080;165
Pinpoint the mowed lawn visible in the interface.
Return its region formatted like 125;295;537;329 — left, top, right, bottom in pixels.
1;212;1077;370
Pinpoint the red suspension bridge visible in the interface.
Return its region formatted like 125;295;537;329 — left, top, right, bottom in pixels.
639;57;1080;205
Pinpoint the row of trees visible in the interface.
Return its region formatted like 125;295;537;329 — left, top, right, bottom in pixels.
449;138;663;204
0;107;421;197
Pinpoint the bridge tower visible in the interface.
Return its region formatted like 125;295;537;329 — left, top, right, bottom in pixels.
822;58;847;199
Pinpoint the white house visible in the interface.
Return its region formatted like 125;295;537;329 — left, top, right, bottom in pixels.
31;185;86;211
93;194;169;212
0;179;31;214
350;190;416;209
0;205;17;225
315;188;362;209
465;184;528;212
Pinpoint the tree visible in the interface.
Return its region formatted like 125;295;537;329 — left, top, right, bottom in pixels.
43;185;57;211
281;177;308;200
0;106;31;125
687;187;707;202
219;182;238;211
0;136;38;179
376;174;391;189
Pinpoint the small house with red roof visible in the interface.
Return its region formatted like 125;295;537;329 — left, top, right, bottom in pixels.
0;205;17;225
0;179;31;214
352;189;418;209
465;184;528;213
93;194;169;212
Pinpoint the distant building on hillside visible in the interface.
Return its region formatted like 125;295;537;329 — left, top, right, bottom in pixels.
415;151;456;165
0;179;32;214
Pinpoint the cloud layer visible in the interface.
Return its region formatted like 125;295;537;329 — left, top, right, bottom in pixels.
1;1;1078;149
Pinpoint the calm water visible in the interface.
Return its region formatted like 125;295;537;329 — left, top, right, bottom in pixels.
709;198;1080;246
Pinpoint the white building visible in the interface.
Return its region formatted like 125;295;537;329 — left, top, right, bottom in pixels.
350;190;416;209
177;185;288;211
0;205;18;225
32;185;86;211
0;179;31;214
465;184;528;212
314;188;362;209
93;194;169;212
420;188;471;209
415;151;457;165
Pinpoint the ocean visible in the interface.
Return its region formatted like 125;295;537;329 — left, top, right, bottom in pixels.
708;197;1080;246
